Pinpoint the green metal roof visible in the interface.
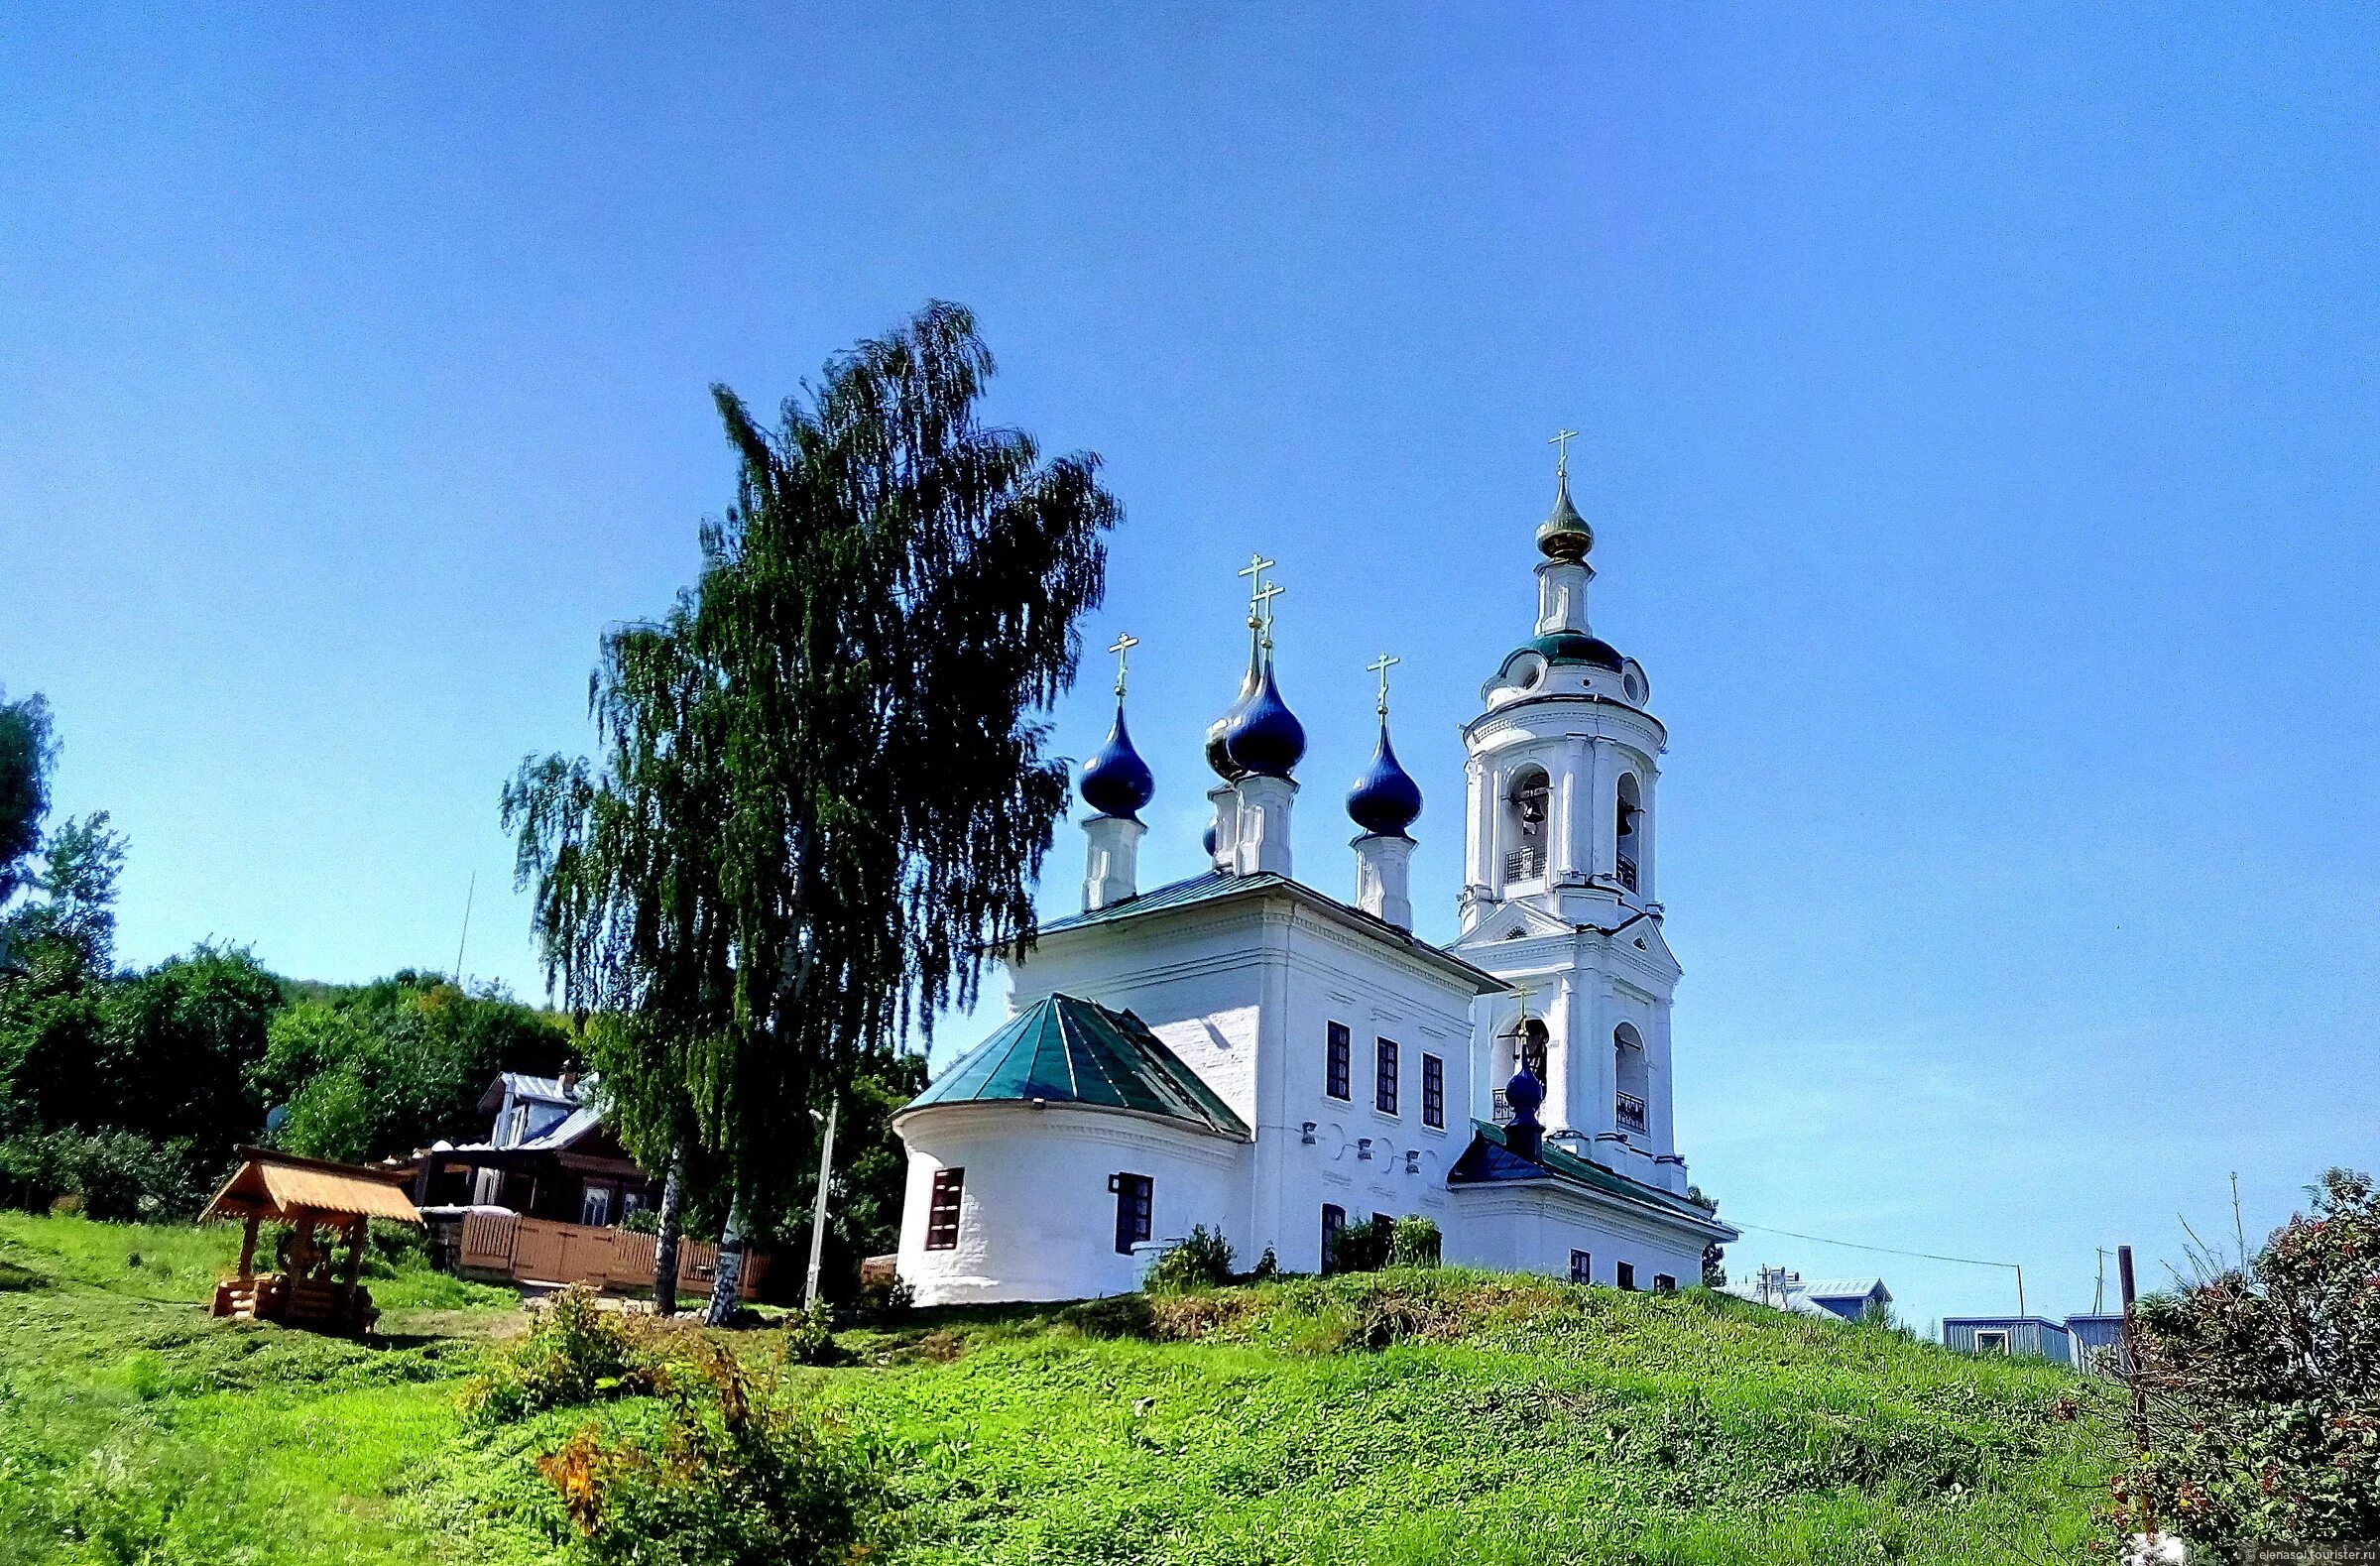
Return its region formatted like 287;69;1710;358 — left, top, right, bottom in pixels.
1449;1119;1734;1234
904;993;1250;1138
1036;870;1250;933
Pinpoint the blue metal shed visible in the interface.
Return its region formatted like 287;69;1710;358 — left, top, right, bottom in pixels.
2063;1314;2129;1376
1942;1316;2074;1365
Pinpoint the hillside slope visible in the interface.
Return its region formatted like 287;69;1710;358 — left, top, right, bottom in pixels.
0;1216;2121;1565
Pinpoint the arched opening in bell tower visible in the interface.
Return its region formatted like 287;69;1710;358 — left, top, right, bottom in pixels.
1613;1022;1649;1140
1614;773;1643;894
1505;766;1550;883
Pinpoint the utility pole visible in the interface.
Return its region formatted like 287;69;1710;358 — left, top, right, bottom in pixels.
2118;1243;2158;1539
803;1100;839;1312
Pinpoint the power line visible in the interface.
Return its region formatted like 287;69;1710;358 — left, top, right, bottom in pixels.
1729;1220;2020;1271
1729;1218;2030;1315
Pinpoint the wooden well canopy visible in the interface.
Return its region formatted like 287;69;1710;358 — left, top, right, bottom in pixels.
204;1146;420;1333
205;1146;425;1227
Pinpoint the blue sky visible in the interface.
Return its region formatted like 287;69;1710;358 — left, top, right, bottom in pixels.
4;4;2375;1330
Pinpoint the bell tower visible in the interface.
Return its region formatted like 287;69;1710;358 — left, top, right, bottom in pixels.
1449;433;1692;1196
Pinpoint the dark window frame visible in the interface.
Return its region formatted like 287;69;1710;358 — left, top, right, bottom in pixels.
924;1167;965;1252
1321;1203;1346;1264
1569;1249;1593;1284
1617;1262;1638;1291
1325;1022;1352;1101
1654;1273;1678;1293
1374;1036;1399;1116
1421;1052;1445;1129
1110;1171;1153;1255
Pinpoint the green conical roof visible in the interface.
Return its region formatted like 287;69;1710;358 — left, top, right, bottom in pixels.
905;994;1250;1138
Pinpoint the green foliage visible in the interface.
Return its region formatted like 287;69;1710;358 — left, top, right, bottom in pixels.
1324;1213;1394;1274
257;970;572;1161
0;686;55;910
0;941;279;1185
538;1346;879;1566
0;1128;206;1220
1143;1225;1234;1293
777;1298;844;1367
2117;1166;2380;1550
464;1284;672;1424
1388;1215;1442;1268
504;303;1119;1290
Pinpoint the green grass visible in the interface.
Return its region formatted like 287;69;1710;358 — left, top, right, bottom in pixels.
0;1217;2126;1564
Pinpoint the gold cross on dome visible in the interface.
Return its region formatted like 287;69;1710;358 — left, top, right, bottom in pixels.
1510;979;1537;1024
1108;632;1139;697
1367;652;1400;717
1549;427;1579;480
1251;579;1285;648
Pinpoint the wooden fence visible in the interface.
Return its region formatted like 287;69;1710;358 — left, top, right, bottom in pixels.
452;1211;767;1299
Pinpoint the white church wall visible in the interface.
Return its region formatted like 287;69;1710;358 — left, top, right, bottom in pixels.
1006;889;1486;1274
895;1101;1249;1306
1445;1184;1706;1288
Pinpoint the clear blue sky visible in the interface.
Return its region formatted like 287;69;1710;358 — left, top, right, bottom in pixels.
5;5;2375;1330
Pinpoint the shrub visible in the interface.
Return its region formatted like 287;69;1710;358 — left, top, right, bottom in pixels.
1249;1247;1281;1281
1388;1215;1442;1268
463;1284;671;1422
854;1271;913;1320
0;1130;205;1221
1324;1215;1392;1275
2116;1167;2380;1550
1143;1225;1234;1293
538;1344;878;1566
777;1300;843;1367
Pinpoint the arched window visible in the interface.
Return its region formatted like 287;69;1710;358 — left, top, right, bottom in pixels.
1613;1023;1648;1139
1614;774;1643;893
1506;767;1550;882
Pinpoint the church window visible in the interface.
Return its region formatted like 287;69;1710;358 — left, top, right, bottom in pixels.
1614;1024;1649;1138
1504;767;1551;882
1325;1022;1351;1100
1654;1273;1677;1292
1374;1037;1399;1115
1421;1053;1445;1129
924;1168;965;1251
1110;1172;1152;1255
1569;1249;1592;1284
1617;1262;1637;1291
1615;774;1643;893
1321;1203;1346;1263
1519;1018;1549;1082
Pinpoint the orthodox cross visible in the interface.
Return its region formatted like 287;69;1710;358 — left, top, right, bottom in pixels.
1367;652;1400;718
1549;427;1579;480
1108;632;1138;698
1252;580;1285;649
1237;551;1275;619
1510;979;1537;1024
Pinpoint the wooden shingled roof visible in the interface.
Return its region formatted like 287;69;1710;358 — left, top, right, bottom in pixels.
203;1146;422;1226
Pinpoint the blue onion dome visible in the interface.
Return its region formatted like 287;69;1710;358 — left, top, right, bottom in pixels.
1504;1063;1546;1125
1346;721;1422;838
1202;820;1219;858
1079;701;1155;822
1205;632;1264;781
1536;470;1595;561
1222;657;1306;779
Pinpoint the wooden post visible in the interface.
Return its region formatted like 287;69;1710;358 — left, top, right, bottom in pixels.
2118;1244;2157;1538
236;1213;261;1278
339;1218;366;1323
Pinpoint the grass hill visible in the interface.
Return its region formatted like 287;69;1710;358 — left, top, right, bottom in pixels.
0;1213;2123;1565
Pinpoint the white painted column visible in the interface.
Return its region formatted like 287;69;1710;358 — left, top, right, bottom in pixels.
1208;783;1241;875
1233;776;1297;878
1552;736;1589;884
1082;816;1144;911
1351;833;1414;930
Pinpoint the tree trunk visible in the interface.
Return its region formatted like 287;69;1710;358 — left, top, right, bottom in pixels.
651;1157;685;1317
703;1200;746;1327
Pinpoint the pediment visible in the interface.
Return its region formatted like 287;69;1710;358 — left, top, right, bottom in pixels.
1451;902;1573;950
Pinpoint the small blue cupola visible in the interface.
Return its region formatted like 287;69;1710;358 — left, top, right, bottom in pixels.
1079;699;1154;822
1502;1060;1547;1161
1347;719;1422;838
1204;622;1263;783
1223;654;1305;779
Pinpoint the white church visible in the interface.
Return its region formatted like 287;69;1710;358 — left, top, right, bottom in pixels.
892;450;1736;1302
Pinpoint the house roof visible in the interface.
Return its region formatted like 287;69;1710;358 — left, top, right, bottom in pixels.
477;1071;583;1114
1797;1277;1892;1303
1447;1120;1734;1236
203;1146;422;1226
1033;870;1506;995
901;993;1251;1139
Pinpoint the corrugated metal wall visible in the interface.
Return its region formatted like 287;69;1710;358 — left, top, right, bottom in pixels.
1942;1317;2074;1364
